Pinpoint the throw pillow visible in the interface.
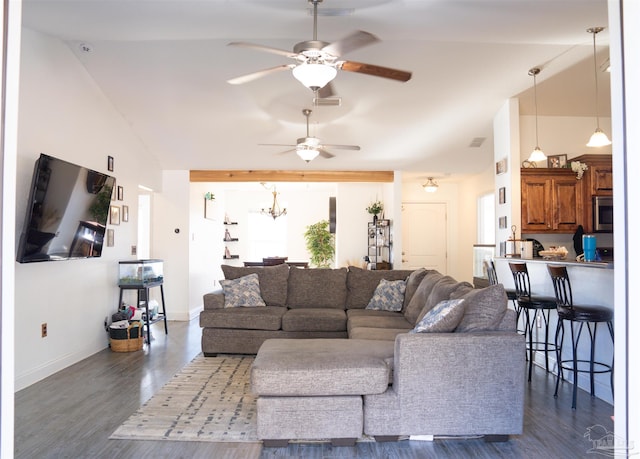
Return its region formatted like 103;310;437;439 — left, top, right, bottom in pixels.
366;278;407;312
410;298;466;333
220;273;266;308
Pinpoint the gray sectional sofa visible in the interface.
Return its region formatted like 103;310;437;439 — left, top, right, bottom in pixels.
200;263;525;443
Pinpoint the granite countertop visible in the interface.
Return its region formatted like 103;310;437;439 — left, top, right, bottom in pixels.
495;256;613;270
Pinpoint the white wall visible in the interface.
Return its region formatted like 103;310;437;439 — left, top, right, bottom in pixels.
14;29;162;390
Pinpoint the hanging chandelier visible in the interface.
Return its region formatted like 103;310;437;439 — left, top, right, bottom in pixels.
261;187;287;220
422;177;439;193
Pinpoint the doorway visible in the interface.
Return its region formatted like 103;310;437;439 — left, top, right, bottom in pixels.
401;202;447;272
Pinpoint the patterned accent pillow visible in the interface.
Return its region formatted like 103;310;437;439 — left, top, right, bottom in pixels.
220;273;266;308
366;279;407;312
410;298;466;333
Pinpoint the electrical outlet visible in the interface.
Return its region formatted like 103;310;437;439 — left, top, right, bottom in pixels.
131;245;137;256
41;323;47;338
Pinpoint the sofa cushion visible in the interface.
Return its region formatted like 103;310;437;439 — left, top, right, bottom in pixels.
252;338;394;396
347;315;412;333
220;273;266;308
366;279;406;312
287;267;348;309
282;308;347;332
455;284;508;332
348;327;409;341
416;277;473;323
410;298;466;333
199;306;287;330
221;263;289;307
403;268;429;311
347;309;404;319
345;267;413;309
403;271;444;324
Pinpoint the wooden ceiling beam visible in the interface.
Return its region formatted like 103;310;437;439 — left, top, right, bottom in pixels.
189;170;394;183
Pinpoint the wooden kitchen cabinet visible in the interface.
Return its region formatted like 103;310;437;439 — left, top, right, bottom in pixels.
572;154;613;196
521;168;584;233
570;154;613;232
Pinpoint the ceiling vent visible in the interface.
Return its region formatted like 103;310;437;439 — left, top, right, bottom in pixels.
469;137;486;148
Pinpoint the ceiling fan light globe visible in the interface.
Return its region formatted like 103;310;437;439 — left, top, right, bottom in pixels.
292;63;337;90
528;146;546;162
297;148;320;162
587;128;612;147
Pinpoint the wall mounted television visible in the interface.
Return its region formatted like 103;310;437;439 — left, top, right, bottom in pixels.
16;154;116;263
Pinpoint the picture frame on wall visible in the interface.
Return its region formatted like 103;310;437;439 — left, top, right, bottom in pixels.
122;205;129;222
498;216;507;229
547;154;567;168
106;229;114;247
107;156;114;172
110;206;120;225
499;187;506;204
117;186;124;201
496;158;507;175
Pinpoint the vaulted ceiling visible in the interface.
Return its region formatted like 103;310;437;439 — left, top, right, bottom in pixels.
22;0;610;180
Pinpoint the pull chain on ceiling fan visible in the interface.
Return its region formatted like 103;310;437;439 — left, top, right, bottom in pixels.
259;108;360;162
226;0;412;98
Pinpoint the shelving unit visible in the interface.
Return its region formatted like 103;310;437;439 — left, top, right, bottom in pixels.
223;218;240;260
367;219;392;270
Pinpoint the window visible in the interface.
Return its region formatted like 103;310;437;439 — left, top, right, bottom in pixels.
247;212;288;260
477;192;495;244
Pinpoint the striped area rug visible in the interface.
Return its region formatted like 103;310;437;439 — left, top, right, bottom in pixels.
110;355;259;442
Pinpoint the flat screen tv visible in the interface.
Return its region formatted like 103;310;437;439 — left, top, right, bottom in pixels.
17;154;116;263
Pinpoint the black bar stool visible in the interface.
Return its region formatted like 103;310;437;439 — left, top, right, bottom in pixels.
509;262;558;381
484;260;521;327
547;265;614;409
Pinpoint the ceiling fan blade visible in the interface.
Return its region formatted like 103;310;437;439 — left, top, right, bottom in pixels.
227;42;297;59
322;30;380;57
339;60;412;82
227;65;294;85
259;143;296;147
274;148;297;156
318;148;335;159
321;144;360;151
316;82;336;99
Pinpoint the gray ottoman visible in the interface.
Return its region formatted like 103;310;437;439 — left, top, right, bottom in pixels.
251;338;394;446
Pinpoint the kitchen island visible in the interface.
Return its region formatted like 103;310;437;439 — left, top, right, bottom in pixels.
494;256;614;405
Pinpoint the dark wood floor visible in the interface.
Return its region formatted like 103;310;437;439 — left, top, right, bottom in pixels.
15;318;614;459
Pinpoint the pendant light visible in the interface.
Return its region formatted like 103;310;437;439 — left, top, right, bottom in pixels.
586;27;612;147
422;177;439;193
527;67;546;163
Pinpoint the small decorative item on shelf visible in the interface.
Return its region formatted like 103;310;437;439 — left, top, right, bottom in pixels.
224;228;232;241
571;160;588;179
224;246;232;259
224;213;231;224
366;201;383;223
204;192;215;201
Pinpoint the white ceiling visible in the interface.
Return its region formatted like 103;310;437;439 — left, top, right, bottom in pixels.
21;0;611;179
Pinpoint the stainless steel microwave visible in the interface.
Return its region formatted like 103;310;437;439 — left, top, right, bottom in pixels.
593;196;613;232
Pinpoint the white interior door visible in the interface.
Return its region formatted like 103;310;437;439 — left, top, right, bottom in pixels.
401;202;447;272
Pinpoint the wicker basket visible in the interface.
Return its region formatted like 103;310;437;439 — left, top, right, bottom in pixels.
110;321;144;352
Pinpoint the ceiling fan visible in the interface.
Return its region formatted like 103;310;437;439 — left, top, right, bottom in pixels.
260;108;360;162
226;0;412;97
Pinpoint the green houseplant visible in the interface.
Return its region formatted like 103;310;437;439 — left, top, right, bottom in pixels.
366;200;384;222
303;220;335;268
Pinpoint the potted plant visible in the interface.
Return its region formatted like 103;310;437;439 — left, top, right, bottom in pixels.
303;220;335;268
366;200;384;223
